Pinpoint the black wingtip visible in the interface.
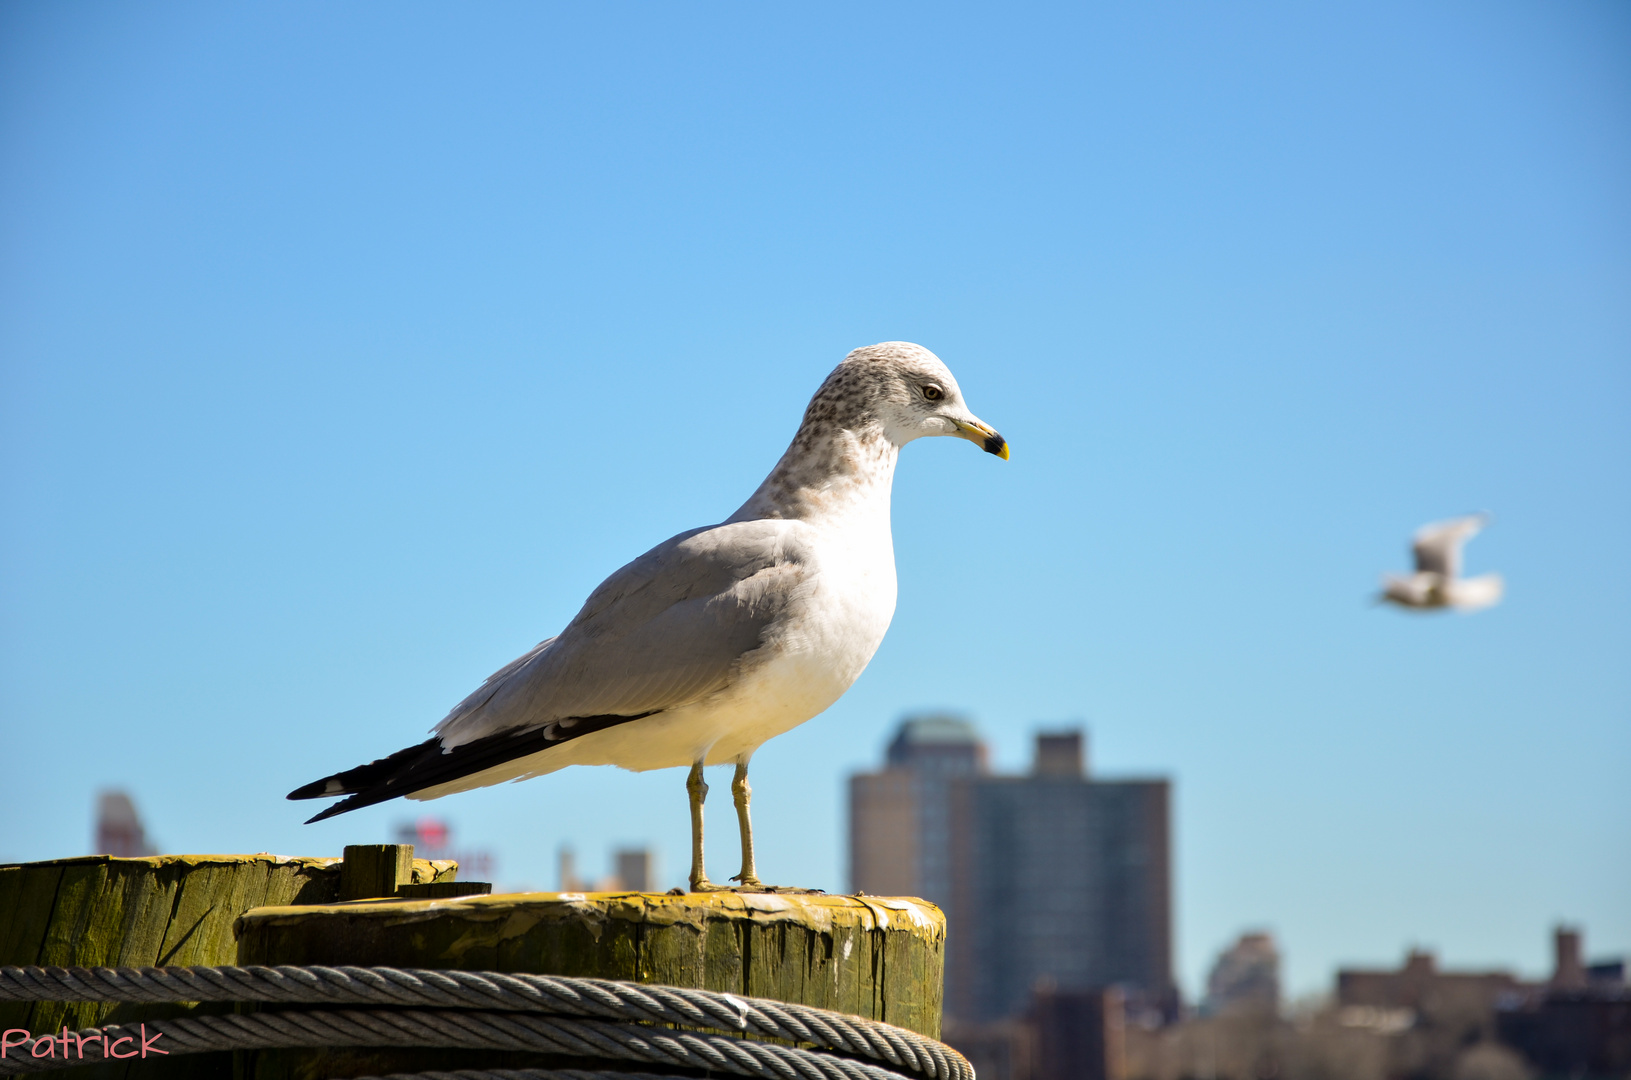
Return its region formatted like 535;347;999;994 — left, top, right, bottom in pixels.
301;785;401;823
287;778;340;801
303;800;355;824
286;736;442;811
288;714;654;826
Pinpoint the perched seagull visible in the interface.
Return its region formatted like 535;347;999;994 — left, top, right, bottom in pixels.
1379;513;1504;612
289;342;1008;891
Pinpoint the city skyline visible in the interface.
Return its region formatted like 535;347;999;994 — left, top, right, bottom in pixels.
3;2;1626;1002
29;705;1630;1003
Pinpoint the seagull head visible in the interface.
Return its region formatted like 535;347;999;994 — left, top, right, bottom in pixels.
832;341;1010;459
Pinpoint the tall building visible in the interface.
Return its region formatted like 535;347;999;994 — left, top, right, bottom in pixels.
849;713;985;902
848;719;1176;1029
949;730;1175;1022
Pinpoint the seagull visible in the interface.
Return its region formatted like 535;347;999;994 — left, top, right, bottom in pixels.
288;342;1008;891
1378;513;1504;612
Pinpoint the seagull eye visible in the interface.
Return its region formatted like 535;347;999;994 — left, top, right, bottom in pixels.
921;384;944;401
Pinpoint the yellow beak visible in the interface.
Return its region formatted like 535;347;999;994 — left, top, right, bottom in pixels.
954;417;1010;460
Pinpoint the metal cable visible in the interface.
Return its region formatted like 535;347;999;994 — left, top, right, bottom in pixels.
360;1074;683;1080
0;965;971;1080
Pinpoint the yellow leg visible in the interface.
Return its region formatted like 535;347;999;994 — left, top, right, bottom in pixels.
687;762;725;892
730;760;765;889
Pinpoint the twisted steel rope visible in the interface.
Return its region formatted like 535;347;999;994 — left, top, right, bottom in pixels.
361;1074;720;1080
0;966;971;1080
364;1073;684;1080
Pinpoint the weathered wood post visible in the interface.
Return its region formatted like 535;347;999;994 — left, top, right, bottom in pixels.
0;848;457;1078
234;890;947;1079
0;850;947;1080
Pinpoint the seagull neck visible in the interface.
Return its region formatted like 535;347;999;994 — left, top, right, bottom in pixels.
728;424;898;526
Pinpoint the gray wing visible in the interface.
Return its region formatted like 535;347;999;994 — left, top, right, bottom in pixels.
1412;513;1489;577
433;517;816;748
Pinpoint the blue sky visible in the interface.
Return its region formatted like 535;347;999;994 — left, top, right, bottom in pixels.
1;3;1626;999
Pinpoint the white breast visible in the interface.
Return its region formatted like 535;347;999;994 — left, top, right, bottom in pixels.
700;508;898;762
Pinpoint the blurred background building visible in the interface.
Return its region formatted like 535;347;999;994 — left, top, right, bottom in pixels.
1118;924;1627;1080
848;717;1628;1080
1203;932;1281;1016
1496;927;1630;1077
391;816;496;882
948;729;1175;1025
849;717;1175;1080
850;714;985;902
1029;987;1127;1080
93;789;156;857
557;845;656;892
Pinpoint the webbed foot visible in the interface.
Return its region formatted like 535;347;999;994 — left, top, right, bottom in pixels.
728;877;825;894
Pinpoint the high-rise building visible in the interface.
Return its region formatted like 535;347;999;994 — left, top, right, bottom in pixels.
849;713;985;902
848;719;1176;1028
949;730;1175;1023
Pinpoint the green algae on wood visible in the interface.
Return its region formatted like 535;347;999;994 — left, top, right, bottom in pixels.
339;844;415;900
236;891;945;1080
0;852;457;1080
237;891;947;1037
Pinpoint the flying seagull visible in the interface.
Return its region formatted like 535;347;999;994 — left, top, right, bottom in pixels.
1379;513;1503;612
289;342;1008;891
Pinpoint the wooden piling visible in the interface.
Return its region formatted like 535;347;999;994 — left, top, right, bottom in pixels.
235;890;946;1080
0;850;456;1079
0;852;945;1080
237;891;946;1033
